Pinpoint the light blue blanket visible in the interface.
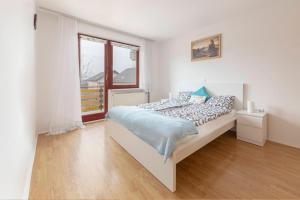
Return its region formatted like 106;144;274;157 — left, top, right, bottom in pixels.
106;106;198;161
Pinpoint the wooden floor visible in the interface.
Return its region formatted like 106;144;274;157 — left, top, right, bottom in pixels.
30;121;300;199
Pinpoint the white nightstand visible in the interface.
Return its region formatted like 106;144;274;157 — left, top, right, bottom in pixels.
236;110;268;146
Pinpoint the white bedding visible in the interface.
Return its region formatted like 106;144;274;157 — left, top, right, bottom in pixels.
139;96;235;126
177;110;236;145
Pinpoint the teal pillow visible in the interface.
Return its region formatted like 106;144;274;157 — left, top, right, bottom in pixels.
191;86;210;100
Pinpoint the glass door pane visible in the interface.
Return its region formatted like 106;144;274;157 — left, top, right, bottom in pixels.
79;36;106;120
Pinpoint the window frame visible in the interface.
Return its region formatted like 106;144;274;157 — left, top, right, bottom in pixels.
78;33;140;122
78;33;110;122
78;33;140;89
109;41;140;89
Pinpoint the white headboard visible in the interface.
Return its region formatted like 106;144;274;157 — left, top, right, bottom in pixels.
204;83;244;110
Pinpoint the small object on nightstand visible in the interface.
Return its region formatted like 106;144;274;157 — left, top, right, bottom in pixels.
236;110;268;146
247;100;255;113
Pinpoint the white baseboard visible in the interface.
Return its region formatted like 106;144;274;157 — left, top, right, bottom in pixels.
267;138;300;149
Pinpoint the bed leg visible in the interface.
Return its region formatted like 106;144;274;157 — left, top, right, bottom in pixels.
164;160;176;192
170;164;176;192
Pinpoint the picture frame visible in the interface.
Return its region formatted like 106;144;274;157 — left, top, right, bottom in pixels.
191;34;222;61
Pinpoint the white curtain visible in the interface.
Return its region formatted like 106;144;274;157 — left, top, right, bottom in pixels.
48;16;83;135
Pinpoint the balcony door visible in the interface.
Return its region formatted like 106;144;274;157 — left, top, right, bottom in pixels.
79;34;108;122
78;34;140;122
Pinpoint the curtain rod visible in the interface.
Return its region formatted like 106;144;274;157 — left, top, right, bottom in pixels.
37;7;153;42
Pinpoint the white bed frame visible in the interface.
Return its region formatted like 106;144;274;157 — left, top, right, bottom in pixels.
107;83;244;192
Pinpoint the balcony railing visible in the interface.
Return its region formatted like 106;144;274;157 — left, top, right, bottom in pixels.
80;85;104;115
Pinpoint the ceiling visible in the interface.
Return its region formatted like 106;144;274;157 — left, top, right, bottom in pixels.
37;0;273;41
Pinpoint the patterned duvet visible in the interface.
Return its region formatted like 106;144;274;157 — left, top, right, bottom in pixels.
138;96;235;126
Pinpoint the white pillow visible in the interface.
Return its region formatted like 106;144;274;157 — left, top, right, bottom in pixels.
189;96;206;104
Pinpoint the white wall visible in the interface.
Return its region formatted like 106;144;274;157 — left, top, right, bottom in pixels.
0;0;37;199
152;0;300;148
36;10;154;133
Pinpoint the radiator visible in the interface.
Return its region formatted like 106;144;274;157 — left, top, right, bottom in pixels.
108;89;148;109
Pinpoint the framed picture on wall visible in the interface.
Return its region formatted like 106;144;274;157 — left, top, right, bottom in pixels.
191;34;222;61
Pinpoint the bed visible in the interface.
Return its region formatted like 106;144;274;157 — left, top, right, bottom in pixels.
106;83;244;192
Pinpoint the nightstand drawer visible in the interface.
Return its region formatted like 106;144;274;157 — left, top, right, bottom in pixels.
237;115;263;128
237;124;266;146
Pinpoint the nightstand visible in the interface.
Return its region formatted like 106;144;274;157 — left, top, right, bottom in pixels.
236;110;268;146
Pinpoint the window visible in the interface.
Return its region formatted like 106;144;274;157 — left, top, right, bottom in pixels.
111;42;139;88
79;35;107;122
78;33;140;122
